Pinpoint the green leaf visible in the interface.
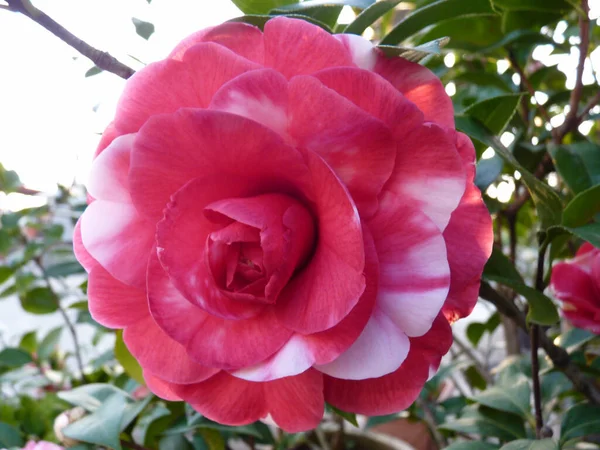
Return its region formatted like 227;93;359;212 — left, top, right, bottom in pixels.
45;261;85;277
231;0;297;14
328;404;359;427
85;66;103;77
555;327;596;352
377;37;449;62
229;14;333;31
160;434;193;450
0;347;33;368
198;429;225;450
58;383;132;412
500;440;558;450
0;266;14;284
63;394;126;450
446;443;500;450
456;115;563;228
560;403;600;444
132;17;155;40
19;331;37;354
475;154;504;190
439;406;527;441
464;94;523;135
483;247;524;283
471;379;532;419
114;330;144;385
562;184;600;228
343;0;401;35
271;0;374;12
20;287;58;315
491;0;572;12
568;222;600;248
380;0;495;45
484;275;559;325
37;327;63;361
0;422;23;449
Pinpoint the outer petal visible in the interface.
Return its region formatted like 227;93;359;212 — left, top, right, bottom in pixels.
124;315;219;384
234;227;378;381
114;43;259;134
334;34;377;70
87;134;135;203
80;201;154;289
94;121;121;157
169;22;264;64
147;253;292;370
130;109;310;220
209;68;289;138
367;192;450;337
276;150;366;334
172;372;268;426
143;372;182;401
323;313;451;415
73;219;97;273
374;51;454;129
288;76;397;217
313;67;423;141
173;369;324;432
87;265;148;328
383;123;466;231
263;17;352;78
442;133;493;323
551;263;600;311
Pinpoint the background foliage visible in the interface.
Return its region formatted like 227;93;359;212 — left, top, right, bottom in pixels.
1;0;600;449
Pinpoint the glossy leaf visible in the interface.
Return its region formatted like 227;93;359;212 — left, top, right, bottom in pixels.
380;0;495;45
37;327;62;361
475;154;504;190
20;287;58;315
439;406;527;441
568;223;600;248
377;37;449;62
115;329;145;385
230;0;297;14
500;440;558;450
0;347;33;368
464;94;523;135
555;328;597;352
132;18;155;40
85;66;103;77
271;0;374;12
456;115;563;228
560;403;600;444
491;0;573;12
471;378;532;419
343;0;401;35
562;184;600;228
0;422;23;449
446;443;500;450
229;14;332;31
19;331;37;354
483;246;524;283
328;404;359;427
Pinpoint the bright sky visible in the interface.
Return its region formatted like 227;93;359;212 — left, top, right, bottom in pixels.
0;0;241;207
0;0;599;210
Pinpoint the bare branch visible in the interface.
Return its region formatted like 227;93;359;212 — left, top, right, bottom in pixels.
4;0;134;79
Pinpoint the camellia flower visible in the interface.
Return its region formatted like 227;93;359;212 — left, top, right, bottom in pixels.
74;17;493;431
22;441;64;450
550;243;600;333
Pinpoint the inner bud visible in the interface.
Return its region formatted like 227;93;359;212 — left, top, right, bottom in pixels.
204;193;316;304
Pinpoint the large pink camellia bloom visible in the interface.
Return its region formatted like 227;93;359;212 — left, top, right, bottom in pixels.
74;17;493;431
550;243;600;333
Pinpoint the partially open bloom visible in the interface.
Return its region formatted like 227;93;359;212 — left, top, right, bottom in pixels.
550;243;600;333
75;17;493;431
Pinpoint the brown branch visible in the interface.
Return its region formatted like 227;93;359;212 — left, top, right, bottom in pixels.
558;0;591;140
479;282;600;405
4;0;134;79
576;89;600;123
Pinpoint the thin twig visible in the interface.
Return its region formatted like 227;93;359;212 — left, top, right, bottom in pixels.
34;257;87;382
531;245;548;439
576;90;600;122
558;0;590;140
315;428;332;450
479;282;600;404
452;333;493;383
4;0;134;79
417;398;448;449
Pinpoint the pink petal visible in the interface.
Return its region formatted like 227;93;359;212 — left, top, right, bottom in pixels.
234;227;379;382
124;315;219;384
442;183;493;323
265;369;324;432
80;200;154;289
367;191;450;337
323;313;451;415
170;22;264;64
209;68;289;137
155;177;268;319
143;372;182;401
551;263;600;310
172;372;268;426
205;193;316;302
94;121;120;157
87;134;134;203
383;123;466;230
334;34;377;70
263;17;352;79
129;109;310;220
147;253;292;370
316;307;409;380
87;265;148;328
288;75;396;217
313;67;423;141
73;219;97;273
114;43;259;134
276;150;365;334
374;51;454;129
